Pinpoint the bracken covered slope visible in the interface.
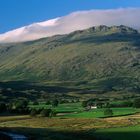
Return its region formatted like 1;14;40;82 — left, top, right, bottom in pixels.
0;25;139;92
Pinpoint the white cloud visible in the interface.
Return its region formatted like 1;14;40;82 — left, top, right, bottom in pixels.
0;8;140;43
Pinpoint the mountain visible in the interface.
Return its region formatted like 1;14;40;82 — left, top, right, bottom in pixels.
0;8;140;43
0;25;139;93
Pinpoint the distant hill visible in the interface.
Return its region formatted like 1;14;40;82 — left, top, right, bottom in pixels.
0;25;140;93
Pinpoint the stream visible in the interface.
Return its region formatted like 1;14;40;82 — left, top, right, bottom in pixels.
0;131;28;140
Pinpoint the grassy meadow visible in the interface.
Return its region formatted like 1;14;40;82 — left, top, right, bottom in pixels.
95;125;140;140
0;102;139;140
29;102;83;113
29;102;140;118
0;113;140;140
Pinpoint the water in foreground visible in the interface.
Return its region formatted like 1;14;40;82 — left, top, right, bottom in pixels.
0;131;28;140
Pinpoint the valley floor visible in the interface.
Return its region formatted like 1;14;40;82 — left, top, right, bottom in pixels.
0;113;140;140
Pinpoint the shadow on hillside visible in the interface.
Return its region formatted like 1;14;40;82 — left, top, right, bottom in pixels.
0;81;103;96
93;77;140;92
0;127;109;140
0;81;80;93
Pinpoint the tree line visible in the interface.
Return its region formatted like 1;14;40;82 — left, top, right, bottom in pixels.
0;99;59;117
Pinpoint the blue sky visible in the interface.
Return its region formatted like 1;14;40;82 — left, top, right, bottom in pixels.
0;0;140;33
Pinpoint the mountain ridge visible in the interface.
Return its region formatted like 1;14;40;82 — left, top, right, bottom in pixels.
0;8;140;43
0;25;139;94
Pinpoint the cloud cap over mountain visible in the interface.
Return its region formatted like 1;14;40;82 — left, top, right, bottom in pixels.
0;8;140;43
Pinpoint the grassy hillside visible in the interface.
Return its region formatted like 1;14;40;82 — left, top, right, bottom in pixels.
0;25;139;94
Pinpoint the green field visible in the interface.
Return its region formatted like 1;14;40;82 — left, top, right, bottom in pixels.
28;102;140;119
62;107;140;118
95;125;140;140
0;102;140;140
29;102;83;113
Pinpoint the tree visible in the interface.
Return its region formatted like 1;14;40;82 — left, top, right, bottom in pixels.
30;109;38;117
7;102;13;113
121;101;133;107
0;103;6;113
32;101;39;105
96;102;104;108
82;101;88;108
14;100;28;109
50;110;57;117
104;102;111;108
45;101;51;105
40;109;52;117
87;101;94;109
51;99;59;107
7;100;29;114
133;98;140;108
12;100;29;114
104;108;113;117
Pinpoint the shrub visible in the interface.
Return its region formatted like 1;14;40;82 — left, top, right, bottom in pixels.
104;108;113;117
133;98;140;108
32;101;39;105
51;99;59;107
104;102;111;108
105;101;133;108
96;102;104;108
45;101;51;105
40;109;52;117
0;103;7;113
87;101;94;108
8;100;29;114
82;101;88;108
50;110;57;117
59;100;69;104
30;109;38;117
